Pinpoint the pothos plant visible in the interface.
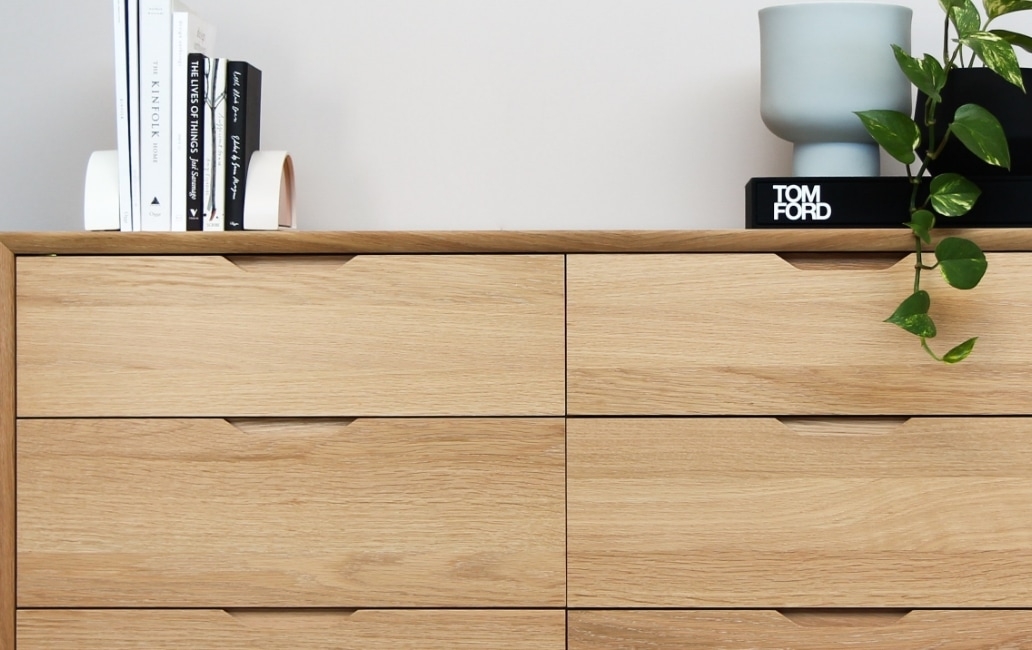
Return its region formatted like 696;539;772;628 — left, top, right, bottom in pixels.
856;0;1032;362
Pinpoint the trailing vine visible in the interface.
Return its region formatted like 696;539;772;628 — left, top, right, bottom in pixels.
856;0;1032;362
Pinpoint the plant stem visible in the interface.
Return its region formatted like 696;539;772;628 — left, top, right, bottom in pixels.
914;232;923;293
907;34;967;298
921;338;944;362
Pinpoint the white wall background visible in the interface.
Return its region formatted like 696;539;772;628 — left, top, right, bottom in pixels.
1;0;1030;231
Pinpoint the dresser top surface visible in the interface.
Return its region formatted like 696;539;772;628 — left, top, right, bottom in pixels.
2;229;1032;254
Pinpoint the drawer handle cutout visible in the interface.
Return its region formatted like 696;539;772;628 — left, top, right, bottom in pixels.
777;417;910;436
226;418;358;435
778;609;910;628
777;252;909;271
225;255;357;271
225;609;358;626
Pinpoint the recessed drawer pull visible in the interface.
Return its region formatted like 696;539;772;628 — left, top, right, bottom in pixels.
776;417;910;436
776;252;909;271
777;609;911;628
224;609;358;626
225;418;358;436
224;255;357;271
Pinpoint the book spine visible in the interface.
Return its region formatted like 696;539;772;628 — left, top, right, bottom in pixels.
170;11;215;231
200;56;215;230
127;0;142;230
186;53;206;231
203;57;227;230
112;0;133;231
139;0;174;231
225;62;262;230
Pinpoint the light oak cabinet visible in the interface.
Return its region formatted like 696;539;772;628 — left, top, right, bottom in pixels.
19;418;565;608
5;230;1032;649
569;610;1032;649
6;241;567;649
17;254;565;417
566;252;1032;415
19;609;567;650
567;417;1032;607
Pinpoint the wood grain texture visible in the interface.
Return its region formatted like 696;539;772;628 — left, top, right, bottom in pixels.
568;253;1032;415
18;609;566;649
5;229;1032;254
0;244;12;650
569;610;1032;649
18;418;565;607
16;254;564;417
568;417;1032;607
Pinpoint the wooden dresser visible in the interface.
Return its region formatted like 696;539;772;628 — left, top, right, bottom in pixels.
4;230;1032;649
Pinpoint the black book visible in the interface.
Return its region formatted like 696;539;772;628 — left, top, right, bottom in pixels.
186;53;206;231
746;176;1032;228
224;61;262;230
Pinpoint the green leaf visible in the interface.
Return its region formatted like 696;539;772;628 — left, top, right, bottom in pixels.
929;173;982;216
906;209;937;244
855;110;921;165
949;103;1011;169
886;290;937;338
949;0;983;37
941;0;968;11
983;0;1032;20
992;28;1032;55
893;45;946;102
943;337;978;363
936;236;988;289
961;31;1025;90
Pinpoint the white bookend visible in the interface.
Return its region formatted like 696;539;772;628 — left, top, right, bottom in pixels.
127;0;141;230
170;10;214;231
204;57;227;230
243;151;297;230
139;0;184;231
111;0;133;231
84;151;121;231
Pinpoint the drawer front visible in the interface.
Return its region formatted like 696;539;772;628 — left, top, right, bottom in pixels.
19;609;566;649
567;253;1032;415
16;254;565;417
568;417;1032;607
569;610;1032;649
18;418;565;607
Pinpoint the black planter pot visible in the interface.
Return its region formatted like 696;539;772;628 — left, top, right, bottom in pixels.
917;67;1032;176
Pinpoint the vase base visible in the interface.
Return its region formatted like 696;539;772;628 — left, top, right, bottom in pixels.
793;142;880;177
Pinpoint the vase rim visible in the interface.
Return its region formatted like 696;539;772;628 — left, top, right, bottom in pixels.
760;2;913;15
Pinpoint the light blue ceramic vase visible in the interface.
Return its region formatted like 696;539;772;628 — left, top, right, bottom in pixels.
760;2;912;176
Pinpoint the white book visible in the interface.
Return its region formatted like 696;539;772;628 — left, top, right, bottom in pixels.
111;0;133;231
127;0;142;230
139;0;185;231
170;10;215;231
203;57;227;230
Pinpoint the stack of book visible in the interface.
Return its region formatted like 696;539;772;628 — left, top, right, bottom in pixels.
111;0;262;231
